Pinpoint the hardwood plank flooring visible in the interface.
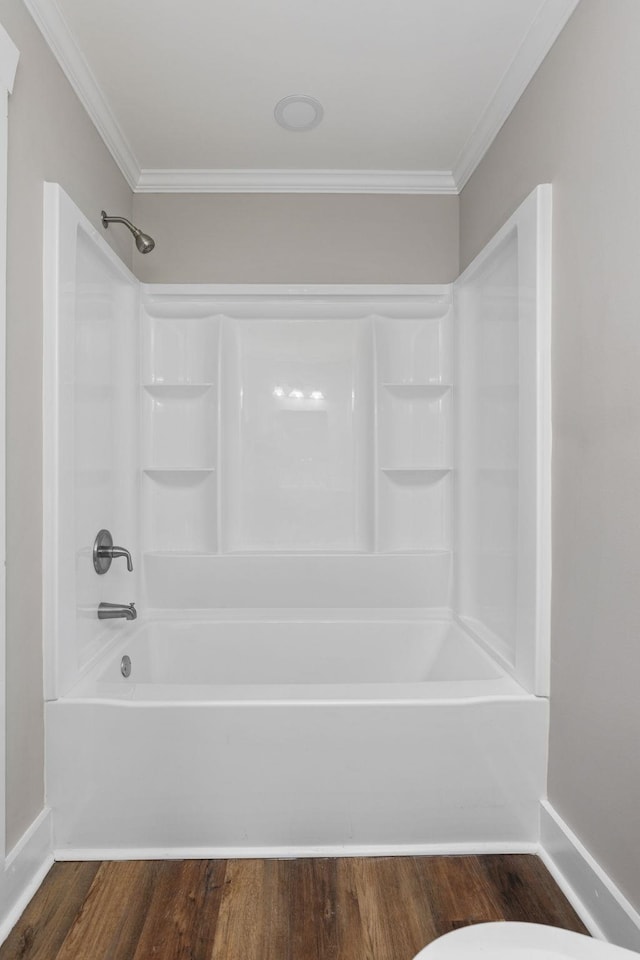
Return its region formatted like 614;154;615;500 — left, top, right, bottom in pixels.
289;859;338;960
477;854;586;929
0;862;100;960
54;861;160;960
412;855;503;936
0;855;589;960
132;860;227;960
336;858;437;960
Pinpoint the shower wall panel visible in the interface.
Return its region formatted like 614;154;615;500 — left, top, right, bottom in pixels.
140;288;453;610
221;316;373;553
455;186;551;695
44;187;550;700
43;185;140;699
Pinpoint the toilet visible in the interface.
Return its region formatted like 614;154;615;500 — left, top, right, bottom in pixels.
414;922;640;959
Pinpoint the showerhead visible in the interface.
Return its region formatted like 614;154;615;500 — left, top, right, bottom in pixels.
101;211;156;254
134;231;155;254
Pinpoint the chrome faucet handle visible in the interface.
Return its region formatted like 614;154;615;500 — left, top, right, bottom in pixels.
109;545;134;572
93;529;134;574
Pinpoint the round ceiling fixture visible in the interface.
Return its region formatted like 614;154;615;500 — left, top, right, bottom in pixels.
274;95;324;132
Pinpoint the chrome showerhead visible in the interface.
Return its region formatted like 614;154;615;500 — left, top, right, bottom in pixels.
101;211;155;254
134;230;155;254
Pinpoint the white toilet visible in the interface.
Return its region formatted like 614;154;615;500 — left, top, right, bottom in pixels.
414;922;640;959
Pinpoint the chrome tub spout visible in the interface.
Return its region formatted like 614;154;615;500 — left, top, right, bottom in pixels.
98;602;137;621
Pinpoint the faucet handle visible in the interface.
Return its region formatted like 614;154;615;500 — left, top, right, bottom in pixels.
110;546;134;572
93;529;134;574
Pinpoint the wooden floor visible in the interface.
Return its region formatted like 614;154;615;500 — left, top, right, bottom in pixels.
0;855;588;960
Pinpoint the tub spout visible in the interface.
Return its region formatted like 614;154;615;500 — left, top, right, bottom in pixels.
98;602;137;621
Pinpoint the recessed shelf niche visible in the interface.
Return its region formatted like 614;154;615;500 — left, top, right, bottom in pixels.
375;310;453;555
377;469;452;554
143;469;217;553
142;305;220;557
375;313;452;385
378;385;452;469
142;309;220;385
142;384;216;469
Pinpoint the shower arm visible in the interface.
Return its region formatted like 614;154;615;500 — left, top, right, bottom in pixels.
101;212;141;235
101;210;155;253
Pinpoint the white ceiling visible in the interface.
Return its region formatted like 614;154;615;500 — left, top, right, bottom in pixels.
24;0;580;192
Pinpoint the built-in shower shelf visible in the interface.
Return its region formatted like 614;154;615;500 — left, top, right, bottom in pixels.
381;548;452;557
145;551;219;558
381;383;451;398
223;549;373;556
144;551;373;558
143;467;216;477
144;549;451;558
143;383;215;397
142;467;217;553
380;468;451;482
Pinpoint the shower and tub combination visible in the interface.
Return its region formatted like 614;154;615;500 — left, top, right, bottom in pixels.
43;182;551;858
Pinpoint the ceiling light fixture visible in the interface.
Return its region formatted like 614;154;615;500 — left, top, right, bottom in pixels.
274;95;324;132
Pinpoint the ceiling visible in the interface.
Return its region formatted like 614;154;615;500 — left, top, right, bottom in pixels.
24;0;580;192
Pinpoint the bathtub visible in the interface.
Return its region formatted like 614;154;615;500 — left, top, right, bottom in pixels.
46;618;548;858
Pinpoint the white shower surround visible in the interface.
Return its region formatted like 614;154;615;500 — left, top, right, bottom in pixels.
43;183;551;858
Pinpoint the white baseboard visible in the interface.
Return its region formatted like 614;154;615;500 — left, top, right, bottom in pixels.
0;808;54;947
54;839;539;862
8;801;640;955
539;800;640;952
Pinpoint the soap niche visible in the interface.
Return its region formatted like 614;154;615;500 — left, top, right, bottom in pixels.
143;470;217;554
142;385;216;469
378;385;452;469
143;310;219;385
377;469;452;554
375;313;451;385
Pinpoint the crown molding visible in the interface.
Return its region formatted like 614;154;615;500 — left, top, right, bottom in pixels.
135;168;458;195
0;24;19;93
453;0;581;191
21;0;140;189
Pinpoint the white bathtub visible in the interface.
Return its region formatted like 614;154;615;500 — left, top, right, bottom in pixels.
46;618;548;858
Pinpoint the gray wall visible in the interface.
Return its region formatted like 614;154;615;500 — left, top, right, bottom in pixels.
460;0;640;909
132;193;459;283
1;0;133;849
